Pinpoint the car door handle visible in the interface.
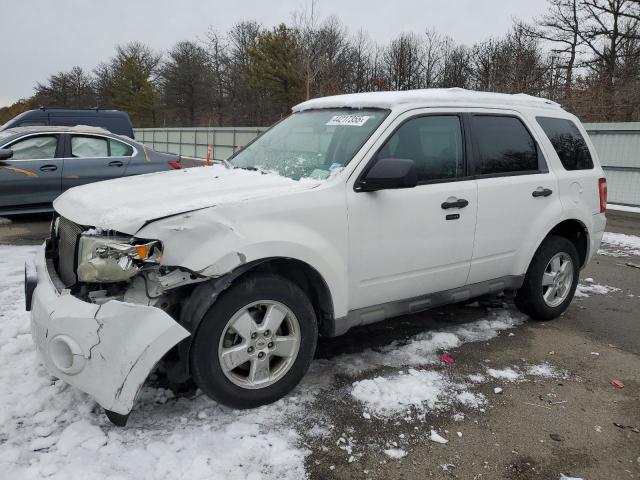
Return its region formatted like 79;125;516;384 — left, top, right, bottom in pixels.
441;198;469;209
39;164;58;172
108;160;124;167
532;187;553;198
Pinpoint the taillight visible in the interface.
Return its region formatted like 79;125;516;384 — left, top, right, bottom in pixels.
168;160;182;170
598;177;607;213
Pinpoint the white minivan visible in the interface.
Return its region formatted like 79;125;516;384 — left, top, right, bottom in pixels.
26;88;607;425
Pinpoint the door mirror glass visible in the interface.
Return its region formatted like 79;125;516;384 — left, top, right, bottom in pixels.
0;148;13;160
358;158;418;192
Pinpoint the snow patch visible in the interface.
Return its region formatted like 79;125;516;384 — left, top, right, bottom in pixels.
526;363;563;378
351;369;484;416
323;309;525;378
429;430;448;444
383;448;407;459
487;367;522;381
575;282;621;298
56;420;106;453
0;216;12;225
599;232;640;257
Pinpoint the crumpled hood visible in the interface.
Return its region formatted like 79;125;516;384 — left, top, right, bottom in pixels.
54;165;320;234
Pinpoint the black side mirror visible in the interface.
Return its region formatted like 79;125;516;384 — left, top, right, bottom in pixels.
357;158;418;192
0;148;13;160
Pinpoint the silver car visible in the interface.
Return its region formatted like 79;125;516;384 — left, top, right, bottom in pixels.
0;126;182;215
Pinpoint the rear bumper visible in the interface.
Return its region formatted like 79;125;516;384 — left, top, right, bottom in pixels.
28;245;190;415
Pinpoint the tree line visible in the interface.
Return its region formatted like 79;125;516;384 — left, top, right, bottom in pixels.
1;0;639;127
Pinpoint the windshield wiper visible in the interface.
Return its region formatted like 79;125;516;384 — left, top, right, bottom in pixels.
214;158;233;169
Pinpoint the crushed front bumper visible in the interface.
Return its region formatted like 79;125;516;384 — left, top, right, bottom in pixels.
28;245;190;415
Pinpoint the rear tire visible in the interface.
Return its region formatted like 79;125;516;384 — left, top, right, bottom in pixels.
190;273;317;409
515;235;579;321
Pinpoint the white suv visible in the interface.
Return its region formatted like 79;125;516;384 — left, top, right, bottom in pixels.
25;89;607;425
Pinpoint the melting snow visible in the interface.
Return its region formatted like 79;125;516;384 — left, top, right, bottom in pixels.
526;363;563;378
598;232;640;257
487;367;522;381
429;430;448;444
575;282;621;298
383;448;407;459
351;369;485;416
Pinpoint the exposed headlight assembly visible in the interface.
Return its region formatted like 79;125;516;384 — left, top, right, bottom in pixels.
76;235;162;283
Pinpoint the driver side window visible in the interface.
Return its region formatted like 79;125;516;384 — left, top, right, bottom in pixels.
7;135;58;160
375;115;464;183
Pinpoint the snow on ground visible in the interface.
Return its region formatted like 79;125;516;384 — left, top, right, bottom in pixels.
526;362;564;378
486;367;522;381
382;448;407;459
575;282;621;298
0;245;568;477
606;203;640;215
351;369;485;417
1;246;310;480
598;232;640;257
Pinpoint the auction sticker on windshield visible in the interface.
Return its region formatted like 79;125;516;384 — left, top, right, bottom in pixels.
326;114;371;127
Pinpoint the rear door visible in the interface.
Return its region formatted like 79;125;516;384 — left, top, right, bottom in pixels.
61;134;132;191
0;133;63;209
466;111;562;284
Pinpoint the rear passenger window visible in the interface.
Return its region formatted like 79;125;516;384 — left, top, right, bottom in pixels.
375;115;464;182
71;136;108;158
536;117;593;170
472;115;538;175
110;139;133;157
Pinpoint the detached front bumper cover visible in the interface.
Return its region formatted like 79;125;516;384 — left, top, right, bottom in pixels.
28;246;190;416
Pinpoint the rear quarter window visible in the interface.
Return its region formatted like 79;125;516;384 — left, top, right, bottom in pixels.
536;117;593;170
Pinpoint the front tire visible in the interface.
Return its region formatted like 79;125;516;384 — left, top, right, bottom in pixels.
190;273;318;409
515;235;580;321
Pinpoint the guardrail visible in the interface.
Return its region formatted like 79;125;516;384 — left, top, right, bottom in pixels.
135;123;640;207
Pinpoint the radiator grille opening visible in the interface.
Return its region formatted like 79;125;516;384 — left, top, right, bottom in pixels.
57;217;83;287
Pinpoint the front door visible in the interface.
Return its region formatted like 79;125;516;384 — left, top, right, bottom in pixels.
0;133;63;210
347;112;478;310
61;134;131;191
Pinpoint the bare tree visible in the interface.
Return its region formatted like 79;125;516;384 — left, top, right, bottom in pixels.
384;32;424;90
578;0;640;117
522;0;585;101
35;66;96;108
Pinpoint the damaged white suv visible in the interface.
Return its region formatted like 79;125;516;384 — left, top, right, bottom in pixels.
25;89;607;425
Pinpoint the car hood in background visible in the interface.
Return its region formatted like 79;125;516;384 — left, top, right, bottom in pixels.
53;166;321;234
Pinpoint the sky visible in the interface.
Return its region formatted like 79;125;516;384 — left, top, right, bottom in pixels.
0;0;548;108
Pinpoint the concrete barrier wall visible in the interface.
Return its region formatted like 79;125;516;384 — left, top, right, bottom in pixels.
135;123;640;207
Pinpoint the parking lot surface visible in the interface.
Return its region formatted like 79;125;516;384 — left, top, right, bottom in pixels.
0;212;638;479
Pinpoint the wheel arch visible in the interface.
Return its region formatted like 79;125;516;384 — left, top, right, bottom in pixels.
529;218;589;271
170;256;335;382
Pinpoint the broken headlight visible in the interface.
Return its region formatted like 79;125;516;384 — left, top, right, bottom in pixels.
76;234;162;283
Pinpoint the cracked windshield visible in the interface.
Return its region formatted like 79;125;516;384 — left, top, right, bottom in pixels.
230;109;388;180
